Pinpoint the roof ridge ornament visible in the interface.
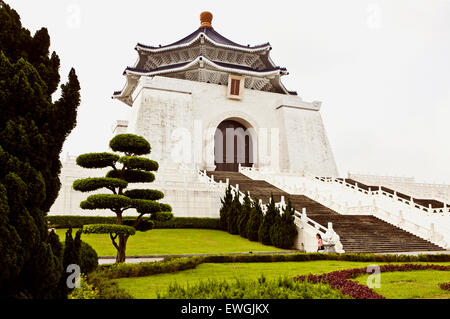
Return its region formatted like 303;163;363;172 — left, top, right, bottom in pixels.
200;11;213;28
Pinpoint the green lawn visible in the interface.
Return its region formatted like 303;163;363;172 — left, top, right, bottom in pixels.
55;228;285;256
354;270;450;299
112;261;450;299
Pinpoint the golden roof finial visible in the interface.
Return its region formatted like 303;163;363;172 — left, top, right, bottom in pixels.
200;11;213;28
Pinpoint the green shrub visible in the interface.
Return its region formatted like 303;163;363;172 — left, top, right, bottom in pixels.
154;217;220;229
227;191;241;234
246;199;263;241
80;242;98;274
157;275;350;299
68;274;99;299
258;195;278;245
237;192;252;238
88;272;133;299
219;185;233;230
46;216;221;229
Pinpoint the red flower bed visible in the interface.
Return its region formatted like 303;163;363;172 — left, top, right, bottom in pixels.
293;264;450;299
438;282;450;291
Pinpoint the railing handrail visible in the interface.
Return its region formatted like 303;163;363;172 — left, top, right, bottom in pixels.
198;168;339;246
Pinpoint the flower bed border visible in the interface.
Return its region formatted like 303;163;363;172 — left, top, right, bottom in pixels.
293;264;450;299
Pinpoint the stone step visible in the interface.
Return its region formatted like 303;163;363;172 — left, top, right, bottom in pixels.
209;171;446;253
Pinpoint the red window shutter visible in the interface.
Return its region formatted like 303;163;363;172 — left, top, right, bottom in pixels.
231;79;240;95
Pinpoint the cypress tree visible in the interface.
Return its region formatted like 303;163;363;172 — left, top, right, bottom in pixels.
246;198;263;242
227;190;241;235
0;3;80;298
237;192;252;238
277;198;298;249
258;194;279;245
219;185;233;231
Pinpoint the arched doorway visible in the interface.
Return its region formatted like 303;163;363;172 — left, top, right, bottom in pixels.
214;119;254;171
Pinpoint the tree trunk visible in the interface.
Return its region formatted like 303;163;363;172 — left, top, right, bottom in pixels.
115;234;129;263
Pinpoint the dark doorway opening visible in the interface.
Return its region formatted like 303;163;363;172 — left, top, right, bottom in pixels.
214;119;254;172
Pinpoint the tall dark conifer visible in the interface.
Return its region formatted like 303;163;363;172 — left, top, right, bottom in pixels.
0;3;80;298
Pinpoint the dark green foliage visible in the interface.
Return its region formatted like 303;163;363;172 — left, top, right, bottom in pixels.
132;198;163;214
58;228;82;298
87;271;133;299
0;3;80;298
157;275;349;299
124;189;164;201
73;177;128;192
152;217;220;229
275;199;298;249
83;224;136;236
219;185;233;230
227;191;241;235
46;216;220;230
150;211;174;222
106;169;155;183
79;242;98;274
258;195;279;245
76;153;119;169
237;192;252;238
246;199;263;241
118;156;159;171
80;194;132;210
123;218;155;231
109;134;151;155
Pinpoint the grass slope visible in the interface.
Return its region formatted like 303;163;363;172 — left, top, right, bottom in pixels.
113;261;450;299
55;228;285;256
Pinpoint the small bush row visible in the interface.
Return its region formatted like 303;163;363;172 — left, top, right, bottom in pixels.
157;275;350;299
95;252;450;280
294;264;450;299
47;216;220;230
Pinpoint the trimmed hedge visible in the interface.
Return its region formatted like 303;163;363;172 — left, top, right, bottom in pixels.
96;252;450;280
47;216;221;230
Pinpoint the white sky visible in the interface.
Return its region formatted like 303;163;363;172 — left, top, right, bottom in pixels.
7;0;450;183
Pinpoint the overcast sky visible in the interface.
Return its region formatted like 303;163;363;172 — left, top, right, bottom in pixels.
7;0;450;183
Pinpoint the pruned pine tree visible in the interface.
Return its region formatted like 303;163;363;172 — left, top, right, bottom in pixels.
73;134;172;263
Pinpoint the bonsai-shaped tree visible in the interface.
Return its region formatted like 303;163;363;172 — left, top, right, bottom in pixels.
73;134;172;263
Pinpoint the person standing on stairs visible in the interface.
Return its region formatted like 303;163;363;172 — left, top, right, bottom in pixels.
316;233;325;252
